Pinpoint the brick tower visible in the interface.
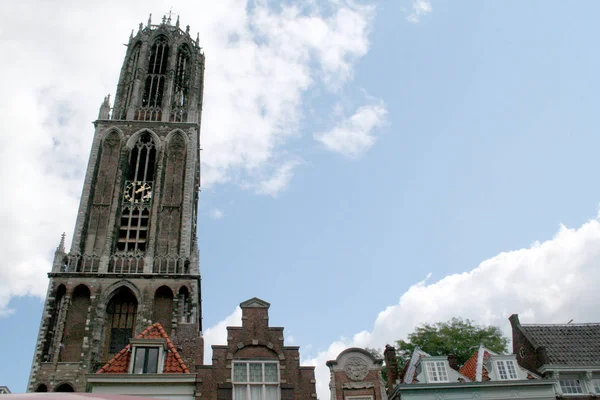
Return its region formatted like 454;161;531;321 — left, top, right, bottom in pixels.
27;14;205;393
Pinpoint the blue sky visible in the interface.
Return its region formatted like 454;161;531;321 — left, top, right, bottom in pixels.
2;0;600;397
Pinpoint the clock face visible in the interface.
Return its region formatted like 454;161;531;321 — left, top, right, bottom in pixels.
123;181;152;204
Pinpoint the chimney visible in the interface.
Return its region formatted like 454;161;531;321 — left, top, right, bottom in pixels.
447;354;459;371
384;344;399;394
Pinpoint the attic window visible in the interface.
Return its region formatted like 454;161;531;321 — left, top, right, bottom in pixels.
425;361;448;383
560;379;583;395
496;360;518;380
132;346;161;374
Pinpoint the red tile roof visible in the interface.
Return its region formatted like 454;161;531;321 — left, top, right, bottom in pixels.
459;348;492;381
97;323;190;374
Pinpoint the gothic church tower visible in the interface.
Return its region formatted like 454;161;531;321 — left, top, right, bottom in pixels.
28;15;205;393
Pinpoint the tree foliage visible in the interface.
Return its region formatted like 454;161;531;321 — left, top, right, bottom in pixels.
395;318;509;367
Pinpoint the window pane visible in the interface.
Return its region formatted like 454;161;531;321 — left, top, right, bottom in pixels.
264;364;278;382
250;385;262;400
560;379;583;394
593;378;600;393
436;362;448;382
234;363;248;382
265;386;278;400
249;363;263;382
146;347;159;373
497;361;508;379
506;361;518;379
234;385;247;400
133;348;146;374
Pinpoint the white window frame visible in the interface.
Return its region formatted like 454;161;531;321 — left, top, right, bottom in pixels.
496;360;518;380
592;378;600;394
425;361;449;383
128;340;166;374
559;379;584;395
232;360;280;400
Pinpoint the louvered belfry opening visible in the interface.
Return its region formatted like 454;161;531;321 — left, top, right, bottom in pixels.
116;133;156;254
171;45;191;122
138;36;169;121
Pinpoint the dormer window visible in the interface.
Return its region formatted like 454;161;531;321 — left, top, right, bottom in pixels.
128;338;166;374
133;347;160;374
425;361;448;383
496;360;518;380
560;378;584;395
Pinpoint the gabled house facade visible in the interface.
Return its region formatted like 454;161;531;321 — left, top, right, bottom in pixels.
387;346;555;400
510;314;600;399
327;348;388;400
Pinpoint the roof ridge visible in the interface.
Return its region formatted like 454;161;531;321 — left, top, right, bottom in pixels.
522;323;600;327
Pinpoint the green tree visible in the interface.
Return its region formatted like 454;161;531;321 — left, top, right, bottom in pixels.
396;318;509;367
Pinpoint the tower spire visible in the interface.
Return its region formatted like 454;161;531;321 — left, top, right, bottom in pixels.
57;232;66;253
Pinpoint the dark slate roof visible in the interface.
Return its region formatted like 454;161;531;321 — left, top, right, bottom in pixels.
521;324;600;365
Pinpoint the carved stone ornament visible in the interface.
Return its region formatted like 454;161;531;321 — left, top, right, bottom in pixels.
344;357;369;381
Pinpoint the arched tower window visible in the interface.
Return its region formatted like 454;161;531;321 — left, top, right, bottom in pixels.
116;133;156;253
153;286;174;334
139;36;169;121
54;383;75;392
60;285;91;362
178;286;190;323
171;45;191;122
35;384;48;392
116;42;141;120
106;288;138;356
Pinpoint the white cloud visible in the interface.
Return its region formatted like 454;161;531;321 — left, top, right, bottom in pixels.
254;160;303;197
305;216;600;400
286;335;296;345
209;209;225;220
406;0;432;23
203;307;243;365
314;102;387;158
0;1;377;314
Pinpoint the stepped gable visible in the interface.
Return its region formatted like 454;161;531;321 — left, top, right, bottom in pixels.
97;322;189;374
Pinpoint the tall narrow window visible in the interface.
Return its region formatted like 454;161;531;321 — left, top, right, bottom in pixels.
106;288;138;355
138;37;169;121
178;286;190;323
171;45;191;122
116;42;141;120
117;133;156;253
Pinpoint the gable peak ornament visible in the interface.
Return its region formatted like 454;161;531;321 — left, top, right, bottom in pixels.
344;357;369;381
